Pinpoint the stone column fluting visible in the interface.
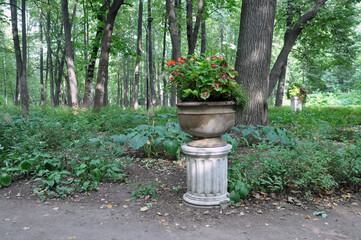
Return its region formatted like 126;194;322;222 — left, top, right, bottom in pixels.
291;96;302;111
182;144;231;207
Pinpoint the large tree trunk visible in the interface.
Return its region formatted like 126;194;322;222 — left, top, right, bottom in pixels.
10;0;28;116
133;0;143;109
83;1;111;108
268;0;327;97
46;4;54;106
94;0;125;112
186;0;204;55
40;4;45;106
123;55;129;107
166;0;181;106
275;60;287;107
61;0;79;108
235;0;276;126
117;52;121;105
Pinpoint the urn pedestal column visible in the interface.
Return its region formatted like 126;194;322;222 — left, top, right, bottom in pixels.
291;96;302;111
182;144;231;207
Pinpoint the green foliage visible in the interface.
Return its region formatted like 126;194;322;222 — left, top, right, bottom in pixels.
229;180;251;203
131;183;158;199
112;122;190;159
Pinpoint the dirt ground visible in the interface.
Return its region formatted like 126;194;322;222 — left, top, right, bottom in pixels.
1;158;361;240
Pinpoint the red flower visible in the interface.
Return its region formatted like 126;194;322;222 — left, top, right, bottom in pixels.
212;56;217;60
215;82;220;89
220;56;223;60
178;58;182;64
210;64;218;68
166;60;176;66
169;76;173;81
190;58;195;61
203;92;208;98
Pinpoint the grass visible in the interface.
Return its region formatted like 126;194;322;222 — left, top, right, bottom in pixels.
1;104;361;201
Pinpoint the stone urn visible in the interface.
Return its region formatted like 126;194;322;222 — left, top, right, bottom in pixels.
177;101;235;207
290;96;303;111
177;101;236;148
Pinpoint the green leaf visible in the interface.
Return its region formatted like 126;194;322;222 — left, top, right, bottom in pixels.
129;135;149;150
263;126;279;142
110;134;128;145
20;160;31;171
163;139;179;158
229;190;241;203
182;89;198;98
0;173;12;187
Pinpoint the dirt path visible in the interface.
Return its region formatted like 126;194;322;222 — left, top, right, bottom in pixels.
1;182;360;240
1;161;361;240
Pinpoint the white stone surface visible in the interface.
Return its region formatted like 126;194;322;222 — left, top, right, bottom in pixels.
291;97;302;111
182;144;231;207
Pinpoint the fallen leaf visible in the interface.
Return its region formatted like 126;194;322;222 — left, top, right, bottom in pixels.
124;199;131;202
325;190;333;195
342;193;351;198
23;227;31;231
357;212;361;215
52;207;60;211
123;205;128;208
3;218;10;222
313;211;328;218
106;204;113;209
314;198;321;203
140;206;149;212
157;212;162;216
351;202;358;206
305;215;311;219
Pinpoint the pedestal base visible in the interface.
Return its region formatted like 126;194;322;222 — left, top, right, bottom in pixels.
182;144;231;208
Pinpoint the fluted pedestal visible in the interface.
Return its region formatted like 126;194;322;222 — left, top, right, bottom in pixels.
291;97;302;111
182;144;231;208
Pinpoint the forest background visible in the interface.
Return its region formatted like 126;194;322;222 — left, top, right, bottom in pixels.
0;0;361;119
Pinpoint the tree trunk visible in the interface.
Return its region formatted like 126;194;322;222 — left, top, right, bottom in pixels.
200;15;206;54
61;0;79;108
3;52;7;105
166;0;181;106
275;60;287;107
133;0;143;109
148;0;156;107
10;0;28;116
123;55;129;107
186;0;204;55
161;15;167;106
235;0;276;126
21;0;29;116
268;0;327;97
93;0;125;112
83;0;111;108
117;52;121;105
40;4;45;106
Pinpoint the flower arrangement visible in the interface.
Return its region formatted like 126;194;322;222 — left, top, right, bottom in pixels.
287;82;307;102
166;54;247;111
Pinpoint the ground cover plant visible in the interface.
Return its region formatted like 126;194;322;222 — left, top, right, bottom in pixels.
1;105;361;204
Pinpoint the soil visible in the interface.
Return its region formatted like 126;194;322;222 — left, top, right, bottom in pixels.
1;157;360;240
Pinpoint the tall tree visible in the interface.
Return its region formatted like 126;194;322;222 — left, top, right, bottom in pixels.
166;0;180;106
235;0;276;125
148;0;155;107
46;0;54;106
61;0;79;108
83;0;110;108
186;0;204;55
94;0;128;112
268;0;327;97
10;0;29;117
133;0;143;109
39;3;45;106
3;52;7;105
161;15;167;106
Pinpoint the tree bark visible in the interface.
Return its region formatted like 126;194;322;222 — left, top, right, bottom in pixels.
61;0;79;108
10;0;28;116
275;60;287;107
133;0;143;109
186;0;204;55
161;15;167;106
93;0;125;112
40;4;45;106
166;0;180;106
148;0;156;107
83;1;111;108
3;52;7;105
200;15;206;54
268;0;327;97
117;52;121;105
235;0;276;126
